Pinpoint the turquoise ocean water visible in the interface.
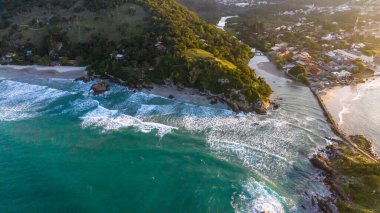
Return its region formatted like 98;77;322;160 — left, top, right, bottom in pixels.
0;56;336;212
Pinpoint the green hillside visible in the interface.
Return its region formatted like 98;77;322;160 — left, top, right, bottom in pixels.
0;0;271;111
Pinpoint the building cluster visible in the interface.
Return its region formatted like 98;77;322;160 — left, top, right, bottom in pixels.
262;2;380;94
279;3;353;17
268;35;376;93
358;20;380;39
216;0;271;7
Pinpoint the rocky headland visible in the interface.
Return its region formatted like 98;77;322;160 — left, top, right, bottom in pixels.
76;74;272;114
310;135;380;212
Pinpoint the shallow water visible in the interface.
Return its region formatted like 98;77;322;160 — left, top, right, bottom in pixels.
0;56;335;212
323;77;380;153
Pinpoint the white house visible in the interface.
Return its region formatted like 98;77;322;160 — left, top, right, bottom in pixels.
332;70;351;78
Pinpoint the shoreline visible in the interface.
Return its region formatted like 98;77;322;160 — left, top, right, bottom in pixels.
253;52;379;159
0;65;87;79
254;55;380;211
310;84;378;162
2;59;377;156
0;65;87;73
0;64;271;114
319;77;380;154
142;84;228;110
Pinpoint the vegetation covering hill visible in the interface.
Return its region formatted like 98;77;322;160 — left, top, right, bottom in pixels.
0;0;271;111
311;136;380;212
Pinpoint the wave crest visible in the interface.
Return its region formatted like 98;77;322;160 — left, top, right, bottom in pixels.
81;106;177;137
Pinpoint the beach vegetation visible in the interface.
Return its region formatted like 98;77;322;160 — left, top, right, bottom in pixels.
0;0;271;106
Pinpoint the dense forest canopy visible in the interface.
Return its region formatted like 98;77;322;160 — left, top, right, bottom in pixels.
0;0;271;107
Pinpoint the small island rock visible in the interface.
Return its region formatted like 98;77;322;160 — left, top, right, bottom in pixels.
91;82;110;95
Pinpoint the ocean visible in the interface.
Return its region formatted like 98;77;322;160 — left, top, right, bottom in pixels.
0;55;336;212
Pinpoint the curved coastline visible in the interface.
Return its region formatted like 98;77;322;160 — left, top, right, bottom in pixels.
311;89;378;161
0;65;87;79
249;51;380;211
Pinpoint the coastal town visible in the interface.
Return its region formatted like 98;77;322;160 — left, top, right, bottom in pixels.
220;0;380;95
266;3;380;95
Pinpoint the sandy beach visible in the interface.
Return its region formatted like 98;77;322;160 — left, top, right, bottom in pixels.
321;78;380;153
0;65;86;72
320;86;342;103
0;65;87;79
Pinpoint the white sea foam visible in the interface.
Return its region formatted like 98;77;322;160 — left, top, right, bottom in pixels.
0;80;69;121
136;104;179;116
81;106;177;137
338;105;350;126
128;92;160;103
352;91;362;101
353;79;380;101
232;178;287;213
61;98;99;115
158;110;304;178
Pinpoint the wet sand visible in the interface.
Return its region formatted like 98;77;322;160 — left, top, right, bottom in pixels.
0;65;87;79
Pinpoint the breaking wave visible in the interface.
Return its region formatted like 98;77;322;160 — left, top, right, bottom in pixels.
232;178;288;213
0;73;333;211
81;106;177;137
0;80;69;121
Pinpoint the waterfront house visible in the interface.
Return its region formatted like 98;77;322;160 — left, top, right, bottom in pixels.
25;50;33;57
115;54;124;61
155;41;167;51
5;52;16;59
4;52;16;63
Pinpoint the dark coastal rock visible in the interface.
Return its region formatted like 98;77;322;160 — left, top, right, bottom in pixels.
237;103;252;113
216;96;270;114
135;84;144;91
91;82;110;95
225;100;240;113
210;97;218;105
316;197;337;213
74;76;92;83
330;182;348;201
254;100;270;115
271;102;280;110
349;135;378;158
168;95;175;99
176;83;185;91
310;154;333;174
217;97;225;104
254;106;268;115
143;84;154;90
